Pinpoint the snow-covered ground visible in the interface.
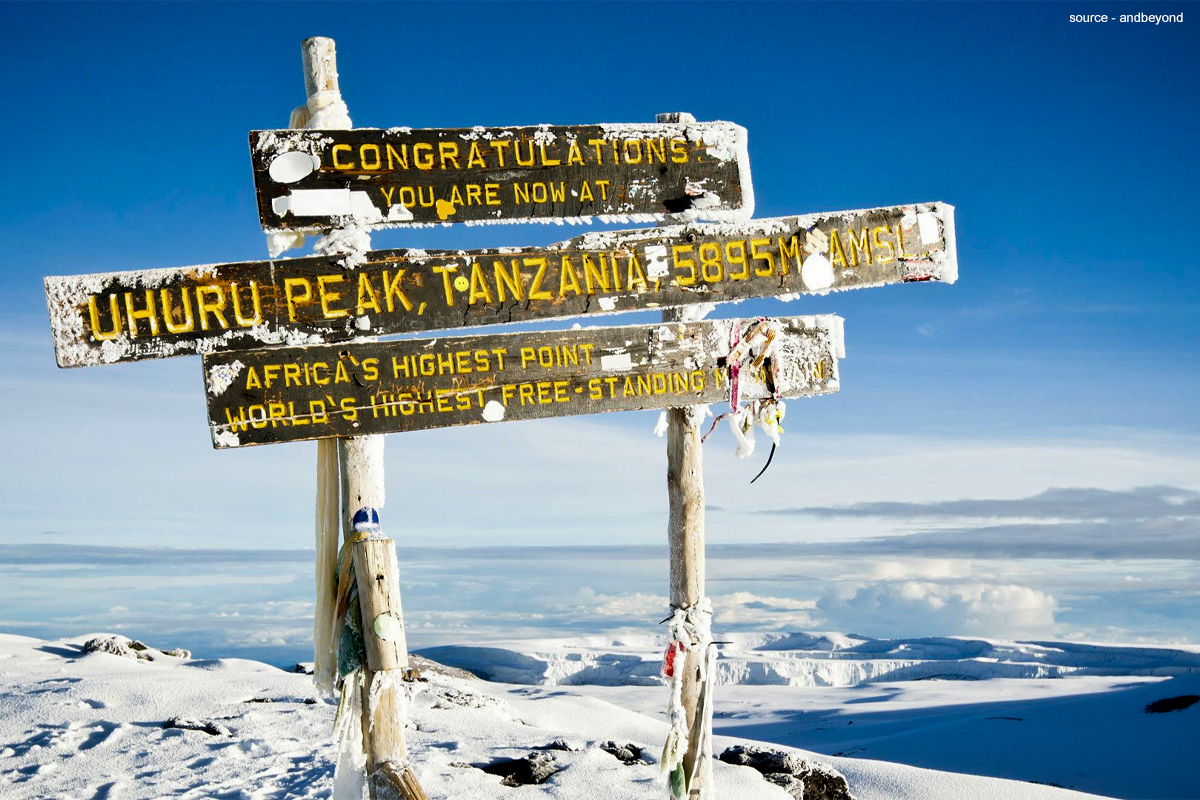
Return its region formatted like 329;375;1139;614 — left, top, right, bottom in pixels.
419;634;1200;798
1;632;1196;799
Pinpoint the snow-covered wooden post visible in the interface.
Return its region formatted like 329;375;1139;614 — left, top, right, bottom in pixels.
659;111;715;800
293;37;426;800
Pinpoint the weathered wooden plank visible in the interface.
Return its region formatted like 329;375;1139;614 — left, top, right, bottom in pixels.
47;202;950;368
203;315;844;449
249;122;752;230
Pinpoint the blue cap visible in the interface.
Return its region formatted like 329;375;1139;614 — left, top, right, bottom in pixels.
352;507;381;534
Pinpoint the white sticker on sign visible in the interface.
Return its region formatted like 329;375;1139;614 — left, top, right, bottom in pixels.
482;400;506;422
274;188;351;217
917;212;940;245
600;353;633;371
645;245;669;278
801;253;835;291
268;151;320;184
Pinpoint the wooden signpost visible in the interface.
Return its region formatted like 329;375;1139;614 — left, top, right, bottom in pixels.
203;315;843;447
42;34;958;800
45;202;954;368
250;122;752;229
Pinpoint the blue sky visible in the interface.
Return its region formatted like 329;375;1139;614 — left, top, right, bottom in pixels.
1;2;1198;656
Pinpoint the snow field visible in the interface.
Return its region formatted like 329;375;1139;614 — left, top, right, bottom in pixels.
0;633;1118;799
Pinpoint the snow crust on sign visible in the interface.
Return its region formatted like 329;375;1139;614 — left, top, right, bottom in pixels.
43;262;331;368
0;633;1112;800
205;360;244;396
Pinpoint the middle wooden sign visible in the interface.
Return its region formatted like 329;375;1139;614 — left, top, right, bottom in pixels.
45;202;954;368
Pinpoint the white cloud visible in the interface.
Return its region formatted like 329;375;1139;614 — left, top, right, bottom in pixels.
817;579;1060;639
555;588;669;618
867;559;975;581
711;591;818;629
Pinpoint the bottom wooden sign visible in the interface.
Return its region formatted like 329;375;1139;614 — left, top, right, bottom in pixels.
203;315;844;448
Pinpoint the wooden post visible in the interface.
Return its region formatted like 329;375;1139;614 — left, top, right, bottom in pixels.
294;37;426;800
659;110;714;800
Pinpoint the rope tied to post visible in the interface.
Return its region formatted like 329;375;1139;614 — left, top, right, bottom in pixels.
660;598;716;799
696;319;788;479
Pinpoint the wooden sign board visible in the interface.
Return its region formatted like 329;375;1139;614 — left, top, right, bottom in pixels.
46;202;951;368
203;315;844;448
249;122;752;229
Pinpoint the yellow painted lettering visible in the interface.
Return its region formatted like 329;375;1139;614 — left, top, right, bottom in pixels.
514;140;536;167
872;226;896;265
196;286;229;330
626;254;649;292
123;290;159;338
778;235;802;274
357;273;382;315
87;295;122;341
847;227;871;267
317;274;348;318
468;262;495;305
559;255;582;296
438;141;460;169
382;269;413;312
494;259;525;302
231;281;263;327
413;143;435;170
160;288;194;334
385;144;408;169
828;230;849;269
673;244;697;285
539;143;561;166
332;144;354;169
491;140;510;167
359;143;382;170
284;278;313;322
583;254;609;294
467;142;487;168
527;257;552;300
726;241;749;280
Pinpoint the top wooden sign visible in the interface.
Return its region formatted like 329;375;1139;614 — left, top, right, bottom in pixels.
249;122;752;230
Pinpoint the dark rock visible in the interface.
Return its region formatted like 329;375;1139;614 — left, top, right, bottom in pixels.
81;636;188;662
82;636;143;661
429;686;500;710
719;745;853;800
409;653;477;681
165;716;232;737
480;753;561;786
535;739;577;752
1145;695;1199;714
599;740;648;765
293;662;315;675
